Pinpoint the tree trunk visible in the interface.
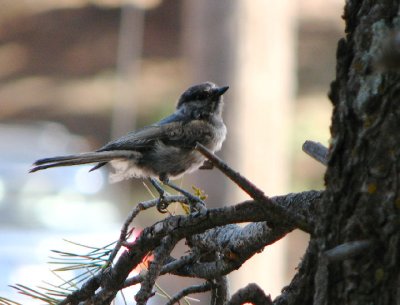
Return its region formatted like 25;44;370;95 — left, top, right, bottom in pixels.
277;1;400;305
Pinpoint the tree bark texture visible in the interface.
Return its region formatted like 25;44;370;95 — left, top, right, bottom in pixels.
284;1;400;305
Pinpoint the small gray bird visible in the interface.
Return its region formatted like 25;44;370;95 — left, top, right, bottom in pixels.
30;82;228;184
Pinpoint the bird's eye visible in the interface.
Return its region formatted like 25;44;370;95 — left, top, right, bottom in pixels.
193;112;201;119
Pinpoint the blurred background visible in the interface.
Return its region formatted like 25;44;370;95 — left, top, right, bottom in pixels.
0;0;342;303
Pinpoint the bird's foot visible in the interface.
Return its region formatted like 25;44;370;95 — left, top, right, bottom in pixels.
148;178;169;213
159;177;206;213
156;198;169;214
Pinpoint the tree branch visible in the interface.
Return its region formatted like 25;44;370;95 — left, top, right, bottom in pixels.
107;195;188;266
123;252;199;288
57;190;322;304
196;143;312;232
211;276;229;305
302;141;329;166
173;188;321;280
324;240;374;262
165;282;212;305
135;236;179;305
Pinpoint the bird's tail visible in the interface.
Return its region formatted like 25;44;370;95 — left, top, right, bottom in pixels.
30;150;140;173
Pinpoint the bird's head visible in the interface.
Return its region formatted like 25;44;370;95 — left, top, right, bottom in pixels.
177;82;229;119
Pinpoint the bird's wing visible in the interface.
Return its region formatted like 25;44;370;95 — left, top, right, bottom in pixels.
98;112;188;151
98;125;166;151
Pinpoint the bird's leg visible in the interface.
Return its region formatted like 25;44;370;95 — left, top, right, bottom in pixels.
159;176;206;213
149;177;165;197
148;178;169;213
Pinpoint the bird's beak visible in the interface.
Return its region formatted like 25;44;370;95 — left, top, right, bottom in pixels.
214;86;229;96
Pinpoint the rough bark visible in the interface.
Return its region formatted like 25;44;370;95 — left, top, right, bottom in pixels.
324;1;400;304
277;1;400;305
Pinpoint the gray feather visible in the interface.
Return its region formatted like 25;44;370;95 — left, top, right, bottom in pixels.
30;151;140;173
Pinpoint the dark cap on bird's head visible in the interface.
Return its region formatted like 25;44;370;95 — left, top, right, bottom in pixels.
177;82;229;109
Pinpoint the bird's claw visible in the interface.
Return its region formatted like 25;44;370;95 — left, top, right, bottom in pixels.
149;177;170;213
156;195;169;213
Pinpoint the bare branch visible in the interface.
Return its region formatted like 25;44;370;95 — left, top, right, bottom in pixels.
135;236;179;305
302;141;329;165
173;222;291;280
123;252;199;288
57;273;101;305
194;143;270;199
168;191;322;279
107;195;188;267
195;143;312;233
324;240;374;262
57;190;322;304
164;282;212;305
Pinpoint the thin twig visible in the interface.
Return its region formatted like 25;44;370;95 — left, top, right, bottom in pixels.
161;252;199;274
165;282;212;305
195;143;268;201
302;140;329;165
324;240;374;262
106;195;188;267
195;143;312;233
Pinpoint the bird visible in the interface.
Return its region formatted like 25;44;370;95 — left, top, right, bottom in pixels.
30;82;229;187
